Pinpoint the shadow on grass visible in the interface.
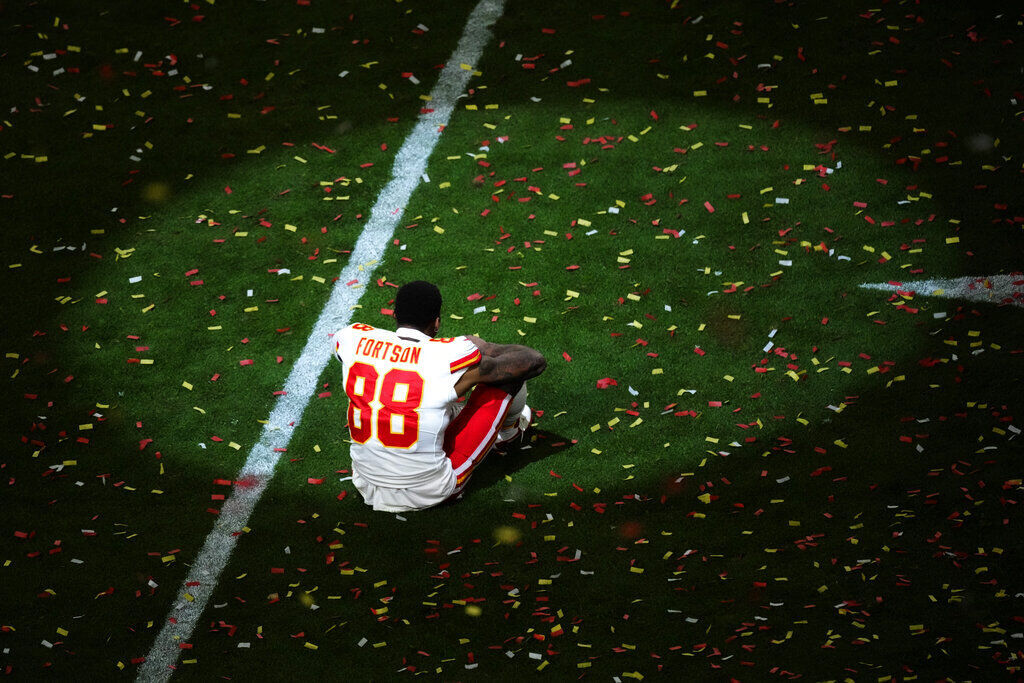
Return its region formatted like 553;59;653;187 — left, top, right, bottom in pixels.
455;427;576;499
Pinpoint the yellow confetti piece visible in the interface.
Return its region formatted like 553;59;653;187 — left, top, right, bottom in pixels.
181;381;193;391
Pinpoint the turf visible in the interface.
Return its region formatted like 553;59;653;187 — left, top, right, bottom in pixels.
2;0;1022;679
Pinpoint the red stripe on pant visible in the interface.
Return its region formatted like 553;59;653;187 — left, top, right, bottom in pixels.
443;385;512;498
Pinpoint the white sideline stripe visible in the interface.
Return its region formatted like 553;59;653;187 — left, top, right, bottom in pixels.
859;275;1023;308
136;1;506;679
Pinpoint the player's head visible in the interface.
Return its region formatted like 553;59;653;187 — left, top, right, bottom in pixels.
394;281;442;336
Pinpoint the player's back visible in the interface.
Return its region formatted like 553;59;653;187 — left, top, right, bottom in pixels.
333;323;480;489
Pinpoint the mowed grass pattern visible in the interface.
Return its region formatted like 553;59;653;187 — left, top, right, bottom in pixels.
2;0;1022;679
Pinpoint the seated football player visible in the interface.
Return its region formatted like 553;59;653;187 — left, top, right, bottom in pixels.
332;280;546;512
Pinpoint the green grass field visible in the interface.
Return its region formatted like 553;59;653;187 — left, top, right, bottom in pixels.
3;0;1023;679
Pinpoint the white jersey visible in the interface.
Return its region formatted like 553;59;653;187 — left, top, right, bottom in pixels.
332;323;481;511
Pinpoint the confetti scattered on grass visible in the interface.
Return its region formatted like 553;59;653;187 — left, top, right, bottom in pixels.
1;0;1022;679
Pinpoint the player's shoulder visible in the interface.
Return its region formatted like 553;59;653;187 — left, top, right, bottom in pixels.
338;322;379;336
425;335;481;373
424;333;476;349
333;322;378;352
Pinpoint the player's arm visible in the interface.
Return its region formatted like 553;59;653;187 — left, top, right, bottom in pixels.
453;335;546;396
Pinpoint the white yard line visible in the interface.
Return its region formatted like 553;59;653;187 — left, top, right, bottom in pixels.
859;274;1024;308
136;1;505;678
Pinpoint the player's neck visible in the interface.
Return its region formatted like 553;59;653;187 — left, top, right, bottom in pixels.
397;324;434;339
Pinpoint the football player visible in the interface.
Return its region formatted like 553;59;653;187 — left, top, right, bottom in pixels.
332;281;546;512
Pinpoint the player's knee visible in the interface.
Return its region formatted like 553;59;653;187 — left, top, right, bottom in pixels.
533;353;547;376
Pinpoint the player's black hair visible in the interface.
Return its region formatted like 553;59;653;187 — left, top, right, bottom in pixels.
394;281;442;329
